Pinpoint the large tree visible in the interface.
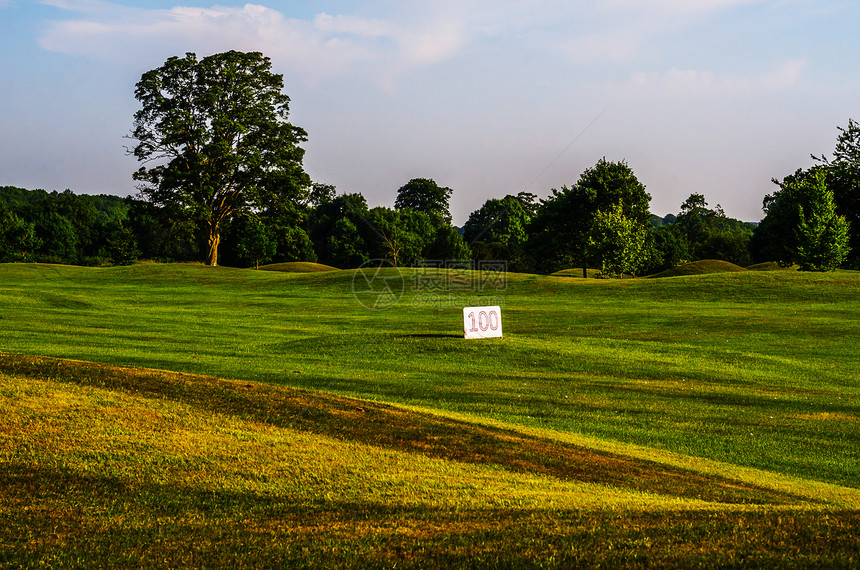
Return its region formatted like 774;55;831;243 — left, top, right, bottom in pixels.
393;177;469;261
308;193;374;268
812;119;860;268
588;202;650;277
130;50;311;266
367;207;434;267
672;193;753;266
394;178;453;225
752;167;850;270
463;194;536;271
527;158;652;275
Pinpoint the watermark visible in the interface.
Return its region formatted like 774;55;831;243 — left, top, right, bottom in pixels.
351;259;405;310
412;260;507;293
351;259;508;310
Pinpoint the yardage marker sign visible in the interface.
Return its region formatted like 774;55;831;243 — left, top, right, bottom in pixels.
463;306;502;339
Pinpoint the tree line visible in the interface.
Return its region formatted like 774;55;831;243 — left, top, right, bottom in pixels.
1;50;856;274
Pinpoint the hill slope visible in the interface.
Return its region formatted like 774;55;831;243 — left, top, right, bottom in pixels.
3;353;859;567
648;259;747;278
258;261;339;272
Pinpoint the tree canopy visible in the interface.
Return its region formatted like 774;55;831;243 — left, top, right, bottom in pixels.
812;119;860;268
527;158;652;275
753;168;850;271
130;50;311;266
394;178;453;226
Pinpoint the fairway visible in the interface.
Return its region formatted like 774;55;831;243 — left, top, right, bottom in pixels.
1;262;859;567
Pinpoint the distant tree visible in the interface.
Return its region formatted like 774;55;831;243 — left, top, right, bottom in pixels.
792;171;851;271
588;203;651;278
527;158;652;275
393;177;470;261
673;193;752;266
106;223;141;266
36;211;79;263
309;193;373;268
129;50;311;266
275;226;317;263
394;178;453;225
0;202;41;262
640;226;689;275
463;195;531;246
307;182;337;207
812;119;860;268
463;195;535;271
423;224;471;262
230;215;275;269
124;198;200;262
254;202;316;264
367;207;434;266
753;167;850;270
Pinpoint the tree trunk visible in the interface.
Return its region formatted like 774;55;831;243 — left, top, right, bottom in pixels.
207;223;220;266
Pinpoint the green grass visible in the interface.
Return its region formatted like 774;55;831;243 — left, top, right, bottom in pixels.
1;262;859;566
258;261;339;272
648;259;748;277
2;356;859;568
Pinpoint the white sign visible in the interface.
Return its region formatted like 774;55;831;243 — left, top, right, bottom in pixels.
463;306;503;339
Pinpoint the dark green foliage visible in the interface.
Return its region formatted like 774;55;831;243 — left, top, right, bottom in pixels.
526;183;592;273
672;193;753;267
36;211;79;263
130;50;311;266
392;178;468;262
106;223;141;266
259;205;317;264
231;216;276;269
274;226;317;263
308;193;373;268
307;182;337;207
753;168;851;270
463;195;531;248
124;198;200;263
0;200;41;262
422;223;471;262
812;118;860;268
0;186;130;265
527;158;652;274
640;226;689;275
367;207;434;267
394;178;453;226
463;192;537;270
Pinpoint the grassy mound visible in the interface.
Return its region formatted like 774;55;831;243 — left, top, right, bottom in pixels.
649;259;747;278
550;267;603;278
3;353;860;567
258;261;339;272
747;261;799;271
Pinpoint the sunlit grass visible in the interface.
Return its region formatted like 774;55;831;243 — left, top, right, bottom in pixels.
1;262;859;565
2;357;859;567
0;263;858;488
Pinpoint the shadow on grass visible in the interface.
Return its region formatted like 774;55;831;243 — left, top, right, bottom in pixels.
395;333;463;339
0;353;815;506
3;464;860;569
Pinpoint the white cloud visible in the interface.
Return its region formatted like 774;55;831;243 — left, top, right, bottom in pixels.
37;2;482;86
603;0;763;14
558;0;770;64
312;12;389;38
622;59;808;99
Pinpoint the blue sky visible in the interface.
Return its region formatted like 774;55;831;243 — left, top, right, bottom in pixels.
1;0;858;224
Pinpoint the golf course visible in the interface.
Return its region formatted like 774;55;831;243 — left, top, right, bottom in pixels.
1;262;859;567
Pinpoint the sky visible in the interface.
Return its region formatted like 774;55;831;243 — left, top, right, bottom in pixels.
1;1;859;225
